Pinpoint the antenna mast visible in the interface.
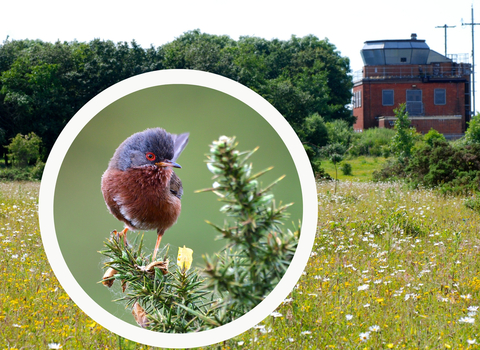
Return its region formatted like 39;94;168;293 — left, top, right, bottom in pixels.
435;24;456;56
462;5;480;115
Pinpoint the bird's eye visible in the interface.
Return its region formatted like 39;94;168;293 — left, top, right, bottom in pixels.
146;152;156;161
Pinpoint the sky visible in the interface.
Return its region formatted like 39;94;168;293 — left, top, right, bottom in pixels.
2;0;480;108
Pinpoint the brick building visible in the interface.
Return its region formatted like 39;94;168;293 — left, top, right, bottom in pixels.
352;34;471;138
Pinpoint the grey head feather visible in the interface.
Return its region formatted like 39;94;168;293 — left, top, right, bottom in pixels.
109;128;185;171
171;133;189;162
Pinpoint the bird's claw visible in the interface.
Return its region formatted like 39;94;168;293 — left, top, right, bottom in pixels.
135;260;169;275
111;228;129;247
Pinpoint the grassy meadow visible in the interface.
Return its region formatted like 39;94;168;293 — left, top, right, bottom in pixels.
1;176;480;349
321;156;387;182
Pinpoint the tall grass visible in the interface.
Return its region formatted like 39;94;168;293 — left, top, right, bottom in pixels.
2;180;480;349
0;182;119;349
229;181;480;349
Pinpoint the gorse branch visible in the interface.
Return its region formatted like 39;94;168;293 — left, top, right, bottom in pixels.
100;135;299;332
199;136;299;319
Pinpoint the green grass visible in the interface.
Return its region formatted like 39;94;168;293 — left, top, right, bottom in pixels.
2;180;480;349
322;156;387;181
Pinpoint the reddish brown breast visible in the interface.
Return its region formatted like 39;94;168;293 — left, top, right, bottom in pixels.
101;166;181;233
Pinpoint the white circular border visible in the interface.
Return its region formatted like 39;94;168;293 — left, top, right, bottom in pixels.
39;69;317;348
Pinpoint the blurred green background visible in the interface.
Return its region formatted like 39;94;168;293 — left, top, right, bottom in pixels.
54;83;303;324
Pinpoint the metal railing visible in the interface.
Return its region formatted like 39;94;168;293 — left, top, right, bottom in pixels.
353;63;471;83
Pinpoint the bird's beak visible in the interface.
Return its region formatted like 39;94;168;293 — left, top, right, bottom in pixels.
155;160;182;168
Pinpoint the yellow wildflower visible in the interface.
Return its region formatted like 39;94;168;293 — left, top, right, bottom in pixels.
177;245;193;272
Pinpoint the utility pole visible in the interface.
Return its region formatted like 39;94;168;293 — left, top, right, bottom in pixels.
463;5;480;115
435;24;456;56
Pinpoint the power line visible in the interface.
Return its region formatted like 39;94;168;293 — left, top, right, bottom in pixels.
435;24;456;56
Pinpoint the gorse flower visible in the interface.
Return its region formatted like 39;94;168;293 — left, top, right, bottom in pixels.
176;245;193;272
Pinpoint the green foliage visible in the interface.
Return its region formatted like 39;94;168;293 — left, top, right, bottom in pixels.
296;113;328;149
464;194;480;213
465;112;480;145
374;138;480;194
389;104;417;161
340;162;352;176
99;136;298;331
0;164;43;181
423;128;446;146
0;33;353;163
321;143;347;193
201;136;298;319
349;128;395;157
326;119;353;147
6;132;42;167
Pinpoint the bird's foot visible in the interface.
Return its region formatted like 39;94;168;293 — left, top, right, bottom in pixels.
111;228;129;247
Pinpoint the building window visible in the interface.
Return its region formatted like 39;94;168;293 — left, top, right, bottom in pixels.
353;90;362;108
382;90;394;106
406;89;423;116
434;89;446;105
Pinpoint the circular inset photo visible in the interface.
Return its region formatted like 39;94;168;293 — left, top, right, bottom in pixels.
39;69;317;348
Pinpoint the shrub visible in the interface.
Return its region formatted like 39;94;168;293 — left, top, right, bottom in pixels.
349;127;395;157
465;194;480;213
326;119;353;148
389;104;418;161
375;138;480;194
297;113;328;149
340;162;352;176
465;112;480;145
423;128;446;146
6;132;42;167
0;165;42;181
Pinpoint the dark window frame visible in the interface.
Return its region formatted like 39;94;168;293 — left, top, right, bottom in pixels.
434;88;446;105
382;89;394;106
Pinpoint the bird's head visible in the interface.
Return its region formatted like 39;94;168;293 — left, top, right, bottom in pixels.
109;128;189;171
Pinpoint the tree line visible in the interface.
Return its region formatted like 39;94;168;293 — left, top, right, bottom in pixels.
0;29;353;165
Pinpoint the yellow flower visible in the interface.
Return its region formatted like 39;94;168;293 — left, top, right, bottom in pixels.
177;246;193;272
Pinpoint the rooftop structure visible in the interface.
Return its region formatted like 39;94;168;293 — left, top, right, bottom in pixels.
352;34;471;138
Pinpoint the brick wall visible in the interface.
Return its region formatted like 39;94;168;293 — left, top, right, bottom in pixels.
353;75;468;135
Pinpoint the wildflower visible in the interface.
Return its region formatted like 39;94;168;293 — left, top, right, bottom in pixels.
359;331;370;342
467;306;479;313
270;311;282;318
237;341;244;346
346;314;353;321
283;298;293;304
301;330;312;335
459;317;475;324
177;245;193;272
369;325;380;332
48;343;62;349
387;344;394;348
467;339;476;345
358;284;369;291
363;303;371;308
254;324;268;333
